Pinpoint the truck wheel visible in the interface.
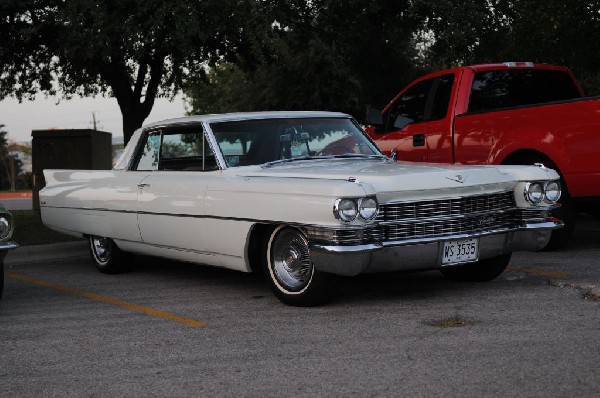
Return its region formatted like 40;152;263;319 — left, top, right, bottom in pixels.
440;253;511;282
264;226;335;306
89;235;132;274
503;155;574;250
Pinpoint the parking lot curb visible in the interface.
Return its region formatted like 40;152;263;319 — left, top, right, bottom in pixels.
5;241;89;265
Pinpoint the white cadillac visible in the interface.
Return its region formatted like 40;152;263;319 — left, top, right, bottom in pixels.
40;112;562;306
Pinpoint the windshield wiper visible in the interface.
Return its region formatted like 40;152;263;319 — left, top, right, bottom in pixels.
262;156;316;168
262;154;388;168
326;154;389;160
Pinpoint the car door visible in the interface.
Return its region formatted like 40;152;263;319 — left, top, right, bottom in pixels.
135;125;218;252
377;73;456;163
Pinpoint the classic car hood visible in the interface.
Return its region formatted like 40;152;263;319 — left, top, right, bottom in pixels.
235;158;543;191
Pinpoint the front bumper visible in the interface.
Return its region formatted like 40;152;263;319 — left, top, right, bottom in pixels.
0;240;18;251
309;221;561;276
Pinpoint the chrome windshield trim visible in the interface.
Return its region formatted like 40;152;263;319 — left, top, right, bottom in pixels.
202;121;228;170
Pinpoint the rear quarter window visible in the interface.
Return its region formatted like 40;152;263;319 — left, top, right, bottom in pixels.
468;69;581;113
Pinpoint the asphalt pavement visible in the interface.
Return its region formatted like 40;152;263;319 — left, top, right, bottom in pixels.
2;214;599;397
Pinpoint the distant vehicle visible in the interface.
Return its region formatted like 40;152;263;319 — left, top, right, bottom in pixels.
40;112;562;306
367;62;600;250
0;203;18;299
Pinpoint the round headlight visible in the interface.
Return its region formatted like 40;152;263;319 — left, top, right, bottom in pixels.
544;181;561;203
358;197;378;220
334;199;358;222
524;182;544;204
0;216;11;240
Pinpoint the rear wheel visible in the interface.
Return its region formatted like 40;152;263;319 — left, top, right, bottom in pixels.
264;226;335;306
89;235;132;274
440;253;511;282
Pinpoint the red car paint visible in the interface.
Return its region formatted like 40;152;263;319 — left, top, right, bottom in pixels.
368;63;600;205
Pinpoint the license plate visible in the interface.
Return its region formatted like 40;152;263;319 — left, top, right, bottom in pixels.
442;238;479;265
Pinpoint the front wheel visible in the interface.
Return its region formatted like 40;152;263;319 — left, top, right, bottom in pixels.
264;226;335;306
440;253;511;282
89;235;132;274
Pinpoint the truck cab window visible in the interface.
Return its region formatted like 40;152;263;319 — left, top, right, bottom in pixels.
384;74;454;131
430;74;455;120
469;69;581;113
386;78;433;130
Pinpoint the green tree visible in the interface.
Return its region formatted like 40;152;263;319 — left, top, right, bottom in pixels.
412;0;516;68
0;0;254;143
412;0;600;94
507;0;600;95
187;0;425;120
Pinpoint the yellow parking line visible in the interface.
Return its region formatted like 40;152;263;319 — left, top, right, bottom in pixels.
506;267;574;278
5;272;208;328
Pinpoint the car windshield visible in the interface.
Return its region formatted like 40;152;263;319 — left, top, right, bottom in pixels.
209;117;383;167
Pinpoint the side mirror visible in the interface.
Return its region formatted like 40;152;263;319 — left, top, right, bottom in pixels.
366;107;383;126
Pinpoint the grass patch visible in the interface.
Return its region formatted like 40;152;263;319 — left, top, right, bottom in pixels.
11;210;83;246
427;317;468;328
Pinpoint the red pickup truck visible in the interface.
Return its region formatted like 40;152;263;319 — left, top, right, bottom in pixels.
367;62;600;249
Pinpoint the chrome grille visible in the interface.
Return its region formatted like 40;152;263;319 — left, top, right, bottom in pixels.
377;191;516;222
308;191;533;245
369;191;518;241
375;212;517;241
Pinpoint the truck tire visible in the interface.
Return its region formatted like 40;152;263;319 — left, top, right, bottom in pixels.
503;155;574;250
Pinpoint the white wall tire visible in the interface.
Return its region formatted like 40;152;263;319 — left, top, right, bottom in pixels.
89;235;132;274
264;226;335;306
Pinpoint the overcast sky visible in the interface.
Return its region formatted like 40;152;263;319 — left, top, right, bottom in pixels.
0;95;187;143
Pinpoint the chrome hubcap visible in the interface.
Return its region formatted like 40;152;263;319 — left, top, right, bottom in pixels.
92;236;111;263
271;229;312;291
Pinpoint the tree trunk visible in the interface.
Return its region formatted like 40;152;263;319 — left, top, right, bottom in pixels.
122;110;147;145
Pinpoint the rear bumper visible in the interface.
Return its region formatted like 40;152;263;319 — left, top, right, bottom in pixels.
309;221;561;276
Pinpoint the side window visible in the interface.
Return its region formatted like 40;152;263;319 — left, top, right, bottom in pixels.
386;78;433;131
134;128;219;171
469;69;581;113
136;132;161;171
161;132;203;159
160;129;219;171
214;133;253;167
430;74;455;120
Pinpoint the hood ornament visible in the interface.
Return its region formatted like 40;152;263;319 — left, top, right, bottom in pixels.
446;174;465;183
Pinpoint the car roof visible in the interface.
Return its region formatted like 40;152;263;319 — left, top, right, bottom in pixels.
143;111;352;129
